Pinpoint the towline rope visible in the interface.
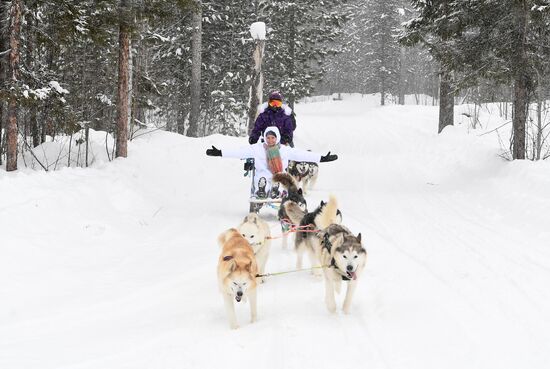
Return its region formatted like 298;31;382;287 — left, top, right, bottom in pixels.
256;265;327;279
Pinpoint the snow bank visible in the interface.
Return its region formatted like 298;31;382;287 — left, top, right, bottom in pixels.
1;98;550;369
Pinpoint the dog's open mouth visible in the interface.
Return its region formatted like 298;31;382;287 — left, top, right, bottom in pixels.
235;295;242;302
347;271;357;280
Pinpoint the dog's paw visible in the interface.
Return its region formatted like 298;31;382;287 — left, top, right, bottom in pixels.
325;300;337;313
343;304;352;315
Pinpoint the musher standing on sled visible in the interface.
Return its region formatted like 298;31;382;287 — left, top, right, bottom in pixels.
249;91;296;147
205;126;337;199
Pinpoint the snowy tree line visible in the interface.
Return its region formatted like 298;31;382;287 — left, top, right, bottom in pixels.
1;0;549;171
321;0;550;160
0;0;352;171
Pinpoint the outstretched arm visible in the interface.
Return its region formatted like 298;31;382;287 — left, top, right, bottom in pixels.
283;147;322;163
205;145;255;159
222;145;255;159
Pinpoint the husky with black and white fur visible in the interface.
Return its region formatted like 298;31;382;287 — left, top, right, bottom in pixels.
287;161;319;195
317;224;366;314
283;195;342;275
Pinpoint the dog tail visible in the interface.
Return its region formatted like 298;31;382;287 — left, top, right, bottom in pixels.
315;195;339;230
283;202;306;225
272;172;298;192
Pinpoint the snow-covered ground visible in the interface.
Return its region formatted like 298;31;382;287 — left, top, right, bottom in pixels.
2;95;550;369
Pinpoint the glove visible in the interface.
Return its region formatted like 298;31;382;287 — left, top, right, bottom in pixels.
320;151;338;162
281;135;291;145
206;145;222;157
249;136;258;144
244;158;254;171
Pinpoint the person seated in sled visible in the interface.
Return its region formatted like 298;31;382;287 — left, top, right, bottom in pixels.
206;126;337;198
249;91;296;147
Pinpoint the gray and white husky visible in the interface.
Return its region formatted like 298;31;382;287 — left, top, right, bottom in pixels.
283;195;342;275
273;172;307;249
238;213;271;282
317;224;366;314
287;161;319;195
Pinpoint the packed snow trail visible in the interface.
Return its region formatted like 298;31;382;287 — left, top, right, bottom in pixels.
1;94;550;369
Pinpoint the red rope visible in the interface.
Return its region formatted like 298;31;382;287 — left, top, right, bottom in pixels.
266;219;319;240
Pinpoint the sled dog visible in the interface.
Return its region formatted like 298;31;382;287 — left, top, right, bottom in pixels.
272;172;307;248
283;195;342;274
318;224;366;314
287;161;319;194
217;228;259;329
238;213;271;282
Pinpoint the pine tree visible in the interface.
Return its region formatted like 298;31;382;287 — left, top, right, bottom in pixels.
261;1;348;108
363;0;401;106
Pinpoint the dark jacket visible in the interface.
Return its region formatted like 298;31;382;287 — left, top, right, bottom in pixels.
250;103;295;145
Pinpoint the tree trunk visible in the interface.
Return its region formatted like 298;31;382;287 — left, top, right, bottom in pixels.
536;100;542;160
31;107;40;147
131;16;147;140
288;8;296;110
438;69;454;133
187;0;202;137
6;0;21;171
398;48;405;105
511;0;529;160
247;39;265;135
380;76;385;106
0;1;10;166
116;0;131;158
512;73;528;160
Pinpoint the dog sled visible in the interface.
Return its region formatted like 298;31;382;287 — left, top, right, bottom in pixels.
243;158;319;214
244;158;283;213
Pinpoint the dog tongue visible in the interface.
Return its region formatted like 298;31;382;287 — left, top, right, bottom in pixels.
350;271;357;280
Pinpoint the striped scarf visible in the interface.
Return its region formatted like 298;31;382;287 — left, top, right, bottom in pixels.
264;143;283;174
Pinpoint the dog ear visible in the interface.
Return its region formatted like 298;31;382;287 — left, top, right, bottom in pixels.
357;233;362;242
223;256;236;272
336;233;345;245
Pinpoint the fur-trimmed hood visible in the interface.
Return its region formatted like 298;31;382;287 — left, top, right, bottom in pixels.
263;126;281;144
258;102;292;116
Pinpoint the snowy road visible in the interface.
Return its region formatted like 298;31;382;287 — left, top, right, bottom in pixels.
2;95;550;369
